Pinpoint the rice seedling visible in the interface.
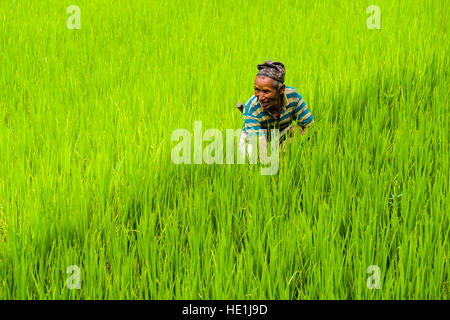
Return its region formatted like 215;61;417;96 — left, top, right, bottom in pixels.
0;0;448;299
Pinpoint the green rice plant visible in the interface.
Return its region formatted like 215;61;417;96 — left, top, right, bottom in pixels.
0;0;448;299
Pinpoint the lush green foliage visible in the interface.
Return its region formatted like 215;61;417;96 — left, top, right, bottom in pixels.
0;0;448;299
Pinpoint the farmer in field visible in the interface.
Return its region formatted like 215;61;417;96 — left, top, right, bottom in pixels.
238;60;314;160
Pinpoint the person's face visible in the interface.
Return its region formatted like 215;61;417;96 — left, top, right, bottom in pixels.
254;76;284;110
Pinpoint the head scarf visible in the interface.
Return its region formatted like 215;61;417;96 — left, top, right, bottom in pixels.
256;60;285;83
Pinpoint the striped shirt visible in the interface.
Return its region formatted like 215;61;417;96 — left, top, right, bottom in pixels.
242;86;314;139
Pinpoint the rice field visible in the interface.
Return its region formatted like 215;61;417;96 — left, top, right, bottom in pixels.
0;0;448;299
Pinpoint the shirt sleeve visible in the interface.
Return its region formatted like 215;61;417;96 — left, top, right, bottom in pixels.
293;95;314;127
243;114;265;137
242;99;265;137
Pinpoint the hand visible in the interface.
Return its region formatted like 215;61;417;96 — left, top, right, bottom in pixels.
281;125;304;153
281;139;286;154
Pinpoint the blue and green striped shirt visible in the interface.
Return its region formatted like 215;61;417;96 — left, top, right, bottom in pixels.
242;86;314;138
